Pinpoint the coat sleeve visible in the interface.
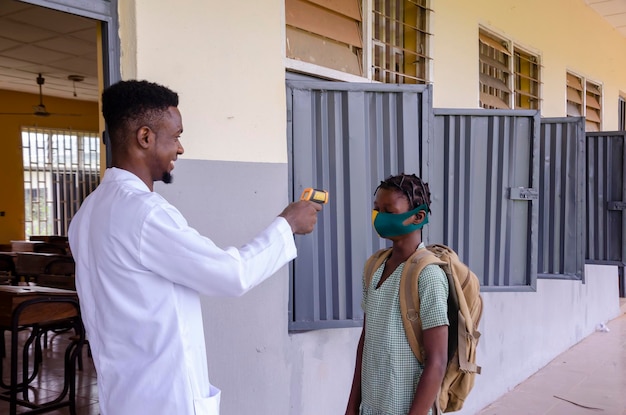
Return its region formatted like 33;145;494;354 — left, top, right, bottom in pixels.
138;203;297;297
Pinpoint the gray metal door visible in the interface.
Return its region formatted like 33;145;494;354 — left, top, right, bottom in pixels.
286;81;432;329
538;117;586;280
586;132;626;267
430;109;540;291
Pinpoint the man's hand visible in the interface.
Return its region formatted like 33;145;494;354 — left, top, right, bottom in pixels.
279;200;322;234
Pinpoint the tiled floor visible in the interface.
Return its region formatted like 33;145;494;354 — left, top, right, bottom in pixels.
0;328;99;414
477;299;626;415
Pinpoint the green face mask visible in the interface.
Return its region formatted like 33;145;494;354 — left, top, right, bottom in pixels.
371;204;429;238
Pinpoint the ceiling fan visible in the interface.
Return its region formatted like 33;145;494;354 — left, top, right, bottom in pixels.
0;73;81;117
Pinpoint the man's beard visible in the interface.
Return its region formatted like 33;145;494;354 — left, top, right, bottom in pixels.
162;171;173;184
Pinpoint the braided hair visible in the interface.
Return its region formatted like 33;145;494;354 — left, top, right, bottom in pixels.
375;173;432;212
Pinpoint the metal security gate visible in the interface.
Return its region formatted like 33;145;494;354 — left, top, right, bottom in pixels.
538;118;586;280
287;80;622;328
287;80;432;329
431;109;540;291
586;131;626;295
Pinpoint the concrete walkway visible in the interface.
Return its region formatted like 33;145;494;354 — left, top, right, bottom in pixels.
476;300;626;415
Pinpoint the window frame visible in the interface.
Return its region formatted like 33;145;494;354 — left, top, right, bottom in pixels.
479;28;542;110
514;47;541;109
369;0;432;84
566;70;603;132
285;0;433;85
617;94;626;131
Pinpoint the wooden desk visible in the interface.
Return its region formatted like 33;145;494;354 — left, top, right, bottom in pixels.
10;241;42;253
0;286;78;326
0;253;73;286
14;252;64;279
11;241;68;256
0;286;83;415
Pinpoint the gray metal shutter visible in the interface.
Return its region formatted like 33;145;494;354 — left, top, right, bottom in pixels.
286;81;432;330
538;117;586;280
586;131;626;267
430;109;540;291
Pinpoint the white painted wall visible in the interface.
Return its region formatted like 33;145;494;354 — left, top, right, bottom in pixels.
433;0;626;129
122;0;287;163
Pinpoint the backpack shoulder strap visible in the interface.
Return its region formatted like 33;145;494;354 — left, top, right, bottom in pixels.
399;248;446;363
428;244;482;375
363;248;392;291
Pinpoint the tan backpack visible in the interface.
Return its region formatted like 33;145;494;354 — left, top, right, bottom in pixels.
363;244;483;413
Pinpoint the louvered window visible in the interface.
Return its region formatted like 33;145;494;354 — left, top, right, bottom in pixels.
479;31;511;109
566;71;602;132
585;80;602;132
566;72;584;117
285;0;432;84
479;29;541;110
285;0;363;77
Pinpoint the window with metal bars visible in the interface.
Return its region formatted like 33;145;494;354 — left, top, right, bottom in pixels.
479;29;542;110
371;0;431;84
284;0;431;84
566;71;602;131
514;48;540;109
21;127;100;238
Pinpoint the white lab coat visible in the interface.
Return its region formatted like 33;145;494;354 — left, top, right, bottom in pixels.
68;168;297;415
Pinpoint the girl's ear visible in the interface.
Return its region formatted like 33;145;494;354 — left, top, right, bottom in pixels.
413;210;427;225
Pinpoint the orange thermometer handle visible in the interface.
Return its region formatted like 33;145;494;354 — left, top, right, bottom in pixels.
300;188;329;204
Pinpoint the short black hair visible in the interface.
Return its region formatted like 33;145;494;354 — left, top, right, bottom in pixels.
102;80;179;147
376;173;432;212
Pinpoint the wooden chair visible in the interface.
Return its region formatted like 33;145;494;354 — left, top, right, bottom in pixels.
0;254;16;285
44;257;75;276
38;258;88;369
0;256;17;356
35;270;79;363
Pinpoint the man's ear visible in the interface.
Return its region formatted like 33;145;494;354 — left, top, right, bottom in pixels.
136;126;152;149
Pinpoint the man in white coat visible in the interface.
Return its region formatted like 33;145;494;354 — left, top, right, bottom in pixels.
68;79;321;415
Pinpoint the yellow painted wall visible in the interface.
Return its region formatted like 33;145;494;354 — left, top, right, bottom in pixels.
0;89;99;244
433;0;626;129
119;0;287;163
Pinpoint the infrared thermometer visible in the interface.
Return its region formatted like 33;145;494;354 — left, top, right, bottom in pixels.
300;188;329;204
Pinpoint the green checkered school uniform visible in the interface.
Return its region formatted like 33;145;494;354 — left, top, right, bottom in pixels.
360;245;449;415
